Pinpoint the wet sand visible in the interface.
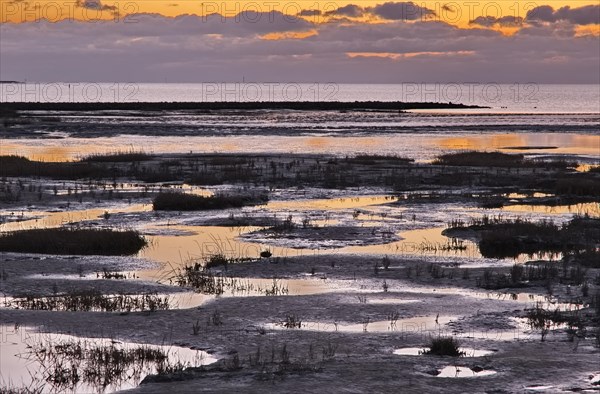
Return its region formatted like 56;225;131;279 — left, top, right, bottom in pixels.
0;103;600;393
0;131;599;392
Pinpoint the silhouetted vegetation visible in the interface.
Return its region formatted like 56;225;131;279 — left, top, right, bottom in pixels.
2;153;595;202
80;150;153;162
8;291;170;312
433;151;575;169
152;192;268;211
555;177;600;197
0;155;106;179
446;215;600;259
422;337;464;357
171;261;288;296
344;154;414;165
568;248;600;268
20;335;190;392
279;314;303;329
0;228;146;255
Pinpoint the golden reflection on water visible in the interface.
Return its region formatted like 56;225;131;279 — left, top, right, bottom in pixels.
577;164;600;172
341;226;481;258
0;204;151;232
141;222;484;271
502;202;600;217
0;193;582;280
137;225;332;295
306;137;329;149
33;146;74;162
267;196;397;211
3;133;598;162
140;225;267;266
436;134;600;156
0;141;112;162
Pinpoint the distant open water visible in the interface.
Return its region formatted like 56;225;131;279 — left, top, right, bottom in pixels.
2;83;599;114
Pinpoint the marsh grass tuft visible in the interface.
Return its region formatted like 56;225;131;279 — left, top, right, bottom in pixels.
433;151;575;169
171;258;288;296
79;150;153;162
0;228;146;255
0;155;107;179
97;269;127;280
21;336;191;392
422;336;464;357
191;319;202;335
8;291;170;312
279;314;302;329
446;215;600;259
525;303;556;341
152;192;267;211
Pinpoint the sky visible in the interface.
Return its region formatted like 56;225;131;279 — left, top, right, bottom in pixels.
0;0;599;83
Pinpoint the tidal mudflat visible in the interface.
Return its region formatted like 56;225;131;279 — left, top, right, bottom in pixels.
1;107;599;393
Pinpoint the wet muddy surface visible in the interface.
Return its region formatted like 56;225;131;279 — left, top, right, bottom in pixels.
0;325;217;393
0;149;599;393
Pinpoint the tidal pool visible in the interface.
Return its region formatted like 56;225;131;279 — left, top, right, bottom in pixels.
0;325;218;393
435;365;497;378
394;347;495;357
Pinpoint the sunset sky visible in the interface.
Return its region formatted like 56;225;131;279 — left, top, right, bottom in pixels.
1;0;599;82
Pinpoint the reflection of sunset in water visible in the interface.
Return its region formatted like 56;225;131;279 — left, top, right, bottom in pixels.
34;146;73;162
502;202;600;217
268;196;396;211
3;133;598;163
436;134;600;157
306;137;329;149
0;204;151;232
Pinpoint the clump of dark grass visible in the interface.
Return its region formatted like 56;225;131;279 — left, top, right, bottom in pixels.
8;291;170;312
192;320;202;335
96;268;127;279
418;239;467;253
0;385;43;394
279;314;302;329
171;260;286;296
434;151;526;167
23;336;187;391
568;248;600;268
555;177;600;197
210;309;223;326
344;154;414;165
79;150;153;162
421;336;464;357
204;254;230;269
447;215;599;259
433;151;575;169
152;192;267;211
525;303;557;341
171;264;226;295
477;260;591;289
270;215;296;232
0;155;108;179
0;228;146;255
479;231;562;259
382;255;391;270
263;278;289;296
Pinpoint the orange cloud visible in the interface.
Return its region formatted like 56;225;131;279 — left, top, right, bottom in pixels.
346;50;475;59
261;30;318;40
